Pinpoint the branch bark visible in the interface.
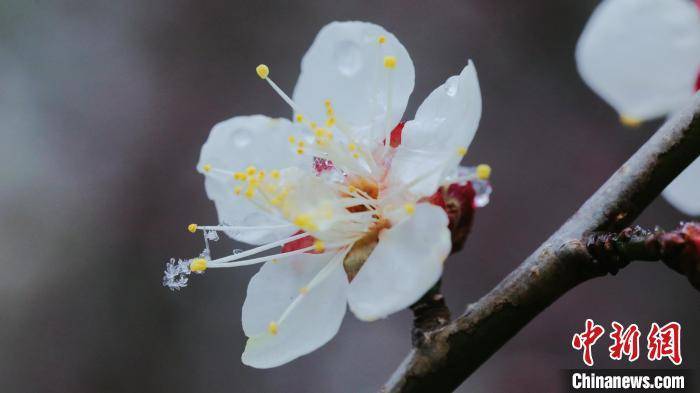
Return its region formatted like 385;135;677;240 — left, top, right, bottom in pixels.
383;94;700;393
586;223;700;290
410;281;451;346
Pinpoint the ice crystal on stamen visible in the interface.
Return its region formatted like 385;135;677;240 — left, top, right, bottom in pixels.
313;156;345;183
205;230;220;241
163;249;212;290
162;258;191;290
444;166;492;208
313;157;335;174
472;180;492;208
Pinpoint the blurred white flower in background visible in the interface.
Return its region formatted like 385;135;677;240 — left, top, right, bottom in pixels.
166;21;491;368
576;0;700;215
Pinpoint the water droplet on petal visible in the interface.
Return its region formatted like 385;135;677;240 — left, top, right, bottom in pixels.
446;78;459;97
232;128;252;148
333;40;363;76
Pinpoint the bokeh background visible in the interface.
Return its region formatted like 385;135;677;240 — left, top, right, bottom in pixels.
1;1;697;392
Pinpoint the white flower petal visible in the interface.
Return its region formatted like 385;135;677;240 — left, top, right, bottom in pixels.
292;21;415;145
662;157;700;216
576;0;700;120
347;203;451;321
198;115;305;244
241;252;348;368
387;149;448;197
389;62;482;196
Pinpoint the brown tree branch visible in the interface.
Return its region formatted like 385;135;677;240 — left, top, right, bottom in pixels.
586;222;700;290
383;94;700;393
410;281;451;346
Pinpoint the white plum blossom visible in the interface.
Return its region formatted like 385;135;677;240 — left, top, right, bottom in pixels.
576;0;700;215
164;21;491;368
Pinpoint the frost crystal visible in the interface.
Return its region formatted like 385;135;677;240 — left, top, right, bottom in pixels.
205;230;220;241
162;258;191;291
472;180;492;208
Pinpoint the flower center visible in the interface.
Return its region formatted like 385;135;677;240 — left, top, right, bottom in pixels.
346;175;379;212
342;218;391;281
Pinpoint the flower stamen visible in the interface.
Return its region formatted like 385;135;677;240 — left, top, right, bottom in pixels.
381;55;396;158
207;239;354;268
255;64;303;114
190;258;208;272
267;321;278;335
476;164;492;180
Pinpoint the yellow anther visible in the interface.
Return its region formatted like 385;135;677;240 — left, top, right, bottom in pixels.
383;55;397;69
267;321;278;335
347;143;356;151
310;121;317;128
619;115;642;128
248;177;260;187
258;170;265;180
352;152;359;159
326;108;334;116
293;214;308;227
404;203;416;215
271;197;282;206
256;64;269;79
296;148;304;155
326;131;333;140
288;135;296;144
295;114;303;123
233;172;246;181
203;164;212;172
234;186;243;195
190;258;207;272
457;147;468;156
313;240;325;252
246;166;257;175
324;99;331;107
476;164;492;180
378;35;387;44
293;214;317;231
348;185;357;193
321;207;333;219
245;187;256;199
271;170;280;180
187;223;198;233
325;117;336;127
299;286;309;294
314;128;325;138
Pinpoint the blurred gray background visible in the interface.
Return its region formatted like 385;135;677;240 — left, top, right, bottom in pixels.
1;1;697;392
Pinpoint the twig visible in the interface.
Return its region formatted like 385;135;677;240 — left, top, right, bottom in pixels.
410;281;451;346
382;94;700;393
586;223;700;290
